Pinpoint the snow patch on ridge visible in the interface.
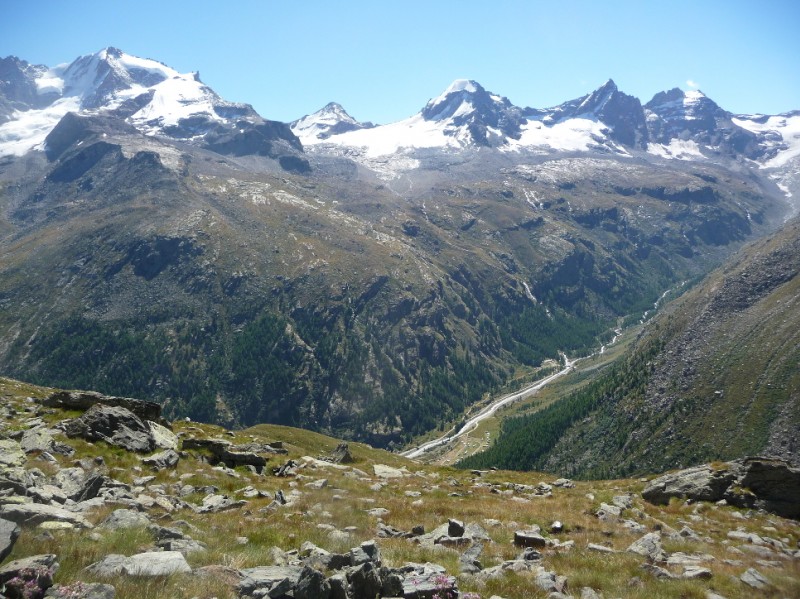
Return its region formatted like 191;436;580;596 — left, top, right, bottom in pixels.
647;138;705;160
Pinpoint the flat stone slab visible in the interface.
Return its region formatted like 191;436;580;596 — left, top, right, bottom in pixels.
0;502;93;529
88;551;191;577
373;464;407;478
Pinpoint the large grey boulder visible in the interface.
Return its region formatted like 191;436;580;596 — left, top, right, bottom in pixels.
0;518;20;563
642;457;800;519
64;405;155;453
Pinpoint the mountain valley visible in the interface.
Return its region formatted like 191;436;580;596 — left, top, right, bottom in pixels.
0;47;798;467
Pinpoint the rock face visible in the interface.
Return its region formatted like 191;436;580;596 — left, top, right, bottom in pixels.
642;457;800;519
64;405;155;453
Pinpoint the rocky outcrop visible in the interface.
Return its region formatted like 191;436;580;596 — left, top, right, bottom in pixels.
63;405;155;453
642;457;800;518
42;390;163;423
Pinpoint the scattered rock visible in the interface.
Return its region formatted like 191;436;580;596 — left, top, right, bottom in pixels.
514;530;547;548
740;567;771;589
627;532;667;562
147;421;178;450
88;551;191;577
98;509;151;531
197;493;246;513
325;443;354;464
587;543;616;553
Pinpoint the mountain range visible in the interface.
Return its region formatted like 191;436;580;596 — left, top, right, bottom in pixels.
0;48;797;465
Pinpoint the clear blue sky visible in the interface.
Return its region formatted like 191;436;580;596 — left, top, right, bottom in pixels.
3;0;798;124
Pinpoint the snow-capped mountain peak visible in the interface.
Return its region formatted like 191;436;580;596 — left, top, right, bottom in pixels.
0;48;305;167
291;102;373;144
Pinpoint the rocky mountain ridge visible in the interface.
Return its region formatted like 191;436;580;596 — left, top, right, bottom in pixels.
0;377;798;598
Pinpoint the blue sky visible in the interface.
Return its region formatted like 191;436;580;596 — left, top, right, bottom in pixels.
3;0;798;124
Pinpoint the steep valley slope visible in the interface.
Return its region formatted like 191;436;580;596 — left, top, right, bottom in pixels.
459;216;800;477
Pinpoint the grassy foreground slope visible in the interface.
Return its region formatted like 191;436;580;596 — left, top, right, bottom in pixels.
1;376;799;599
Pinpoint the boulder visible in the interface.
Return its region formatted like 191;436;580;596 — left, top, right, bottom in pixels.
740;567;771;589
514;530;547;548
0;440;25;468
627;532;667;562
147;421;178;450
0;554;58;597
197;494;246;514
460;541;484;574
88;551;190;577
373;464;406;478
141;449;179;470
326;442;354;464
294;565;330;599
642;464;738;505
98;509;151;531
180;438;267;471
20;428;55;454
0;503;93;529
237;565;303;597
0;517;20;563
64;405;155;453
400;562;457;599
348;561;382;599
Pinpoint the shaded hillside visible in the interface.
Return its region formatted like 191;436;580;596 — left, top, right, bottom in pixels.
459;217;800;477
0;122;784;448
